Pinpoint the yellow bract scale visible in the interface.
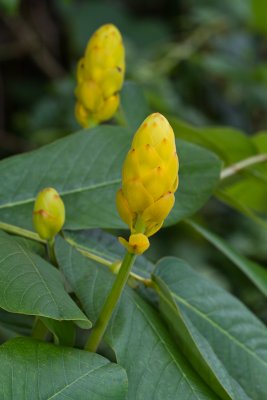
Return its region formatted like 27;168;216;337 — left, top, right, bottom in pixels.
116;189;134;228
116;113;179;243
122;180;153;213
33;188;65;240
101;68;124;98
122;149;140;182
132;113;175;148
75;102;90;128
142;192;175;226
136;144;162;172
155;137;175;161
142;166;170;201
86;24;122;57
94;94;119;123
75;24;125;128
76;81;103;111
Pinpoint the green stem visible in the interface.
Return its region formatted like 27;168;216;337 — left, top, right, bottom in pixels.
47;237;58;267
0;221;45;243
220;154;267;180
85;250;136;352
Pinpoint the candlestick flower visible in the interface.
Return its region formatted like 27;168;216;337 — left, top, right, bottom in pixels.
116;113;179;254
75;24;125;128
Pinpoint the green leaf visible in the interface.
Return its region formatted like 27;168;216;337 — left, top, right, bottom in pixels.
0;309;33;343
172;118;256;165
153;274;250;400
153;257;267;400
217;132;267;227
0;337;128;399
216;188;267;228
0;308;33;336
12;235;45;256
186;219;267;296
217;175;267;229
120;81;150;130
55;237;219;400
172;119;267;226
251;0;267;35
0;125;221;231
0;230;91;328
166;139;221;225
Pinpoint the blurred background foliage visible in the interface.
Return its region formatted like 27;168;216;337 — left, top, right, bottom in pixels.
1;0;267;321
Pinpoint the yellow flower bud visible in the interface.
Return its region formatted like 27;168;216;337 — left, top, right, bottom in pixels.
33;188;65;240
116;113;179;238
75;24;125;128
119;234;150;255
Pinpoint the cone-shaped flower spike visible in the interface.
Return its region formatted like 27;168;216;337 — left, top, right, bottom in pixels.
116;113;179;253
75;24;125;128
33;188;65;240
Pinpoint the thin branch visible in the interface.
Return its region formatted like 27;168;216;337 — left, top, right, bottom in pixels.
66;238;152;286
220;154;267;180
0;221;152;286
0;221;45;243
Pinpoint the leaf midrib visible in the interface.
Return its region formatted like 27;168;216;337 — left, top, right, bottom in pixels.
0;179;121;210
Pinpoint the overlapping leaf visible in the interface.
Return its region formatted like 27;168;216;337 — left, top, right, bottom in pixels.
186;219;267;297
153;257;267;400
0;231;91;328
172;118;267;227
172;119;256;165
0;337;128;399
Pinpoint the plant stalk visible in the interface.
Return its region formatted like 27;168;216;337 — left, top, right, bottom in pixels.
47;237;57;267
85;250;136;352
220;154;267;180
0;221;45;243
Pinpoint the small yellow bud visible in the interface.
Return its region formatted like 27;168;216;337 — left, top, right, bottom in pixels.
75;24;125;128
119;234;150;255
116;113;179;238
33;188;65;240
